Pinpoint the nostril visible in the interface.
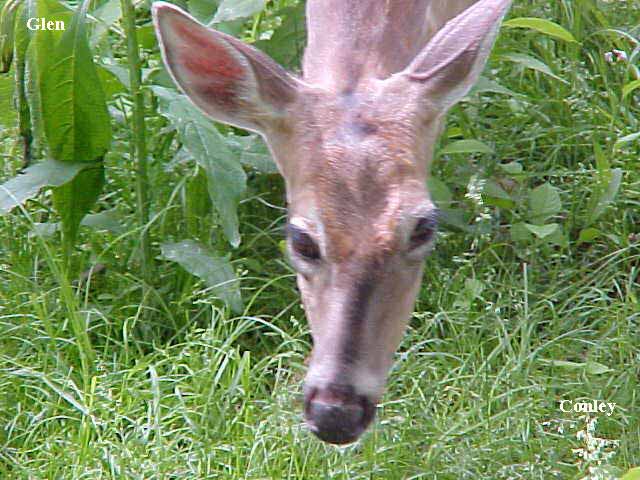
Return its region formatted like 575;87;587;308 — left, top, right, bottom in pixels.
306;398;365;444
303;385;377;445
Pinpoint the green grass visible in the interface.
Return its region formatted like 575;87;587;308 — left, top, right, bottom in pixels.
1;0;640;478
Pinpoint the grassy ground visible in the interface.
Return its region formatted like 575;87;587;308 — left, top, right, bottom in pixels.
1;0;640;478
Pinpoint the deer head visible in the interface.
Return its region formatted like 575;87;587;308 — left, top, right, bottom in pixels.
153;0;512;445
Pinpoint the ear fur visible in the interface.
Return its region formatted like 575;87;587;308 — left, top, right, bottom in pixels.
152;2;299;133
401;0;512;112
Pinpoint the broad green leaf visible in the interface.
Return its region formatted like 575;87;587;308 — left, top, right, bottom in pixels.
136;24;156;50
499;162;523;175
469;76;517;96
483;180;511;200
426;177;453;207
0;159;88;213
13;3;29;73
29;0;111;162
100;63;129;89
529;183;562;221
545;224;568;247
185;168;212;237
52;164;105;251
80;210;124;234
31;222;59;238
212;0;266;23
483;180;515;209
0;0;21;72
524;223;558;239
621;467;640;480
161;240;243;313
96;64;127;98
153;86;246;247
501;52;568;84
238;139;276;174
622;80;640;100
181;119;246;247
25;0;71;154
584;143;620;226
226;134;278;174
503;17;577;43
89;0;121;46
144;66;174;89
439;208;472;232
590;168;622;222
0;73;16;128
188;0;220;23
31;210;124;237
510;222;532;243
255;4;305;69
13;2;31;147
439;139;493;156
577;227;601;244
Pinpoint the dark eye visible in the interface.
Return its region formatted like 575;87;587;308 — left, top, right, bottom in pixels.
288;225;321;261
410;214;438;249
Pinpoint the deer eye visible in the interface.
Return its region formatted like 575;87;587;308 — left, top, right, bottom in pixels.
409;213;438;249
287;225;321;261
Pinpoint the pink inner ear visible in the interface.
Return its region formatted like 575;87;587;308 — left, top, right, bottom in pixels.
170;19;247;108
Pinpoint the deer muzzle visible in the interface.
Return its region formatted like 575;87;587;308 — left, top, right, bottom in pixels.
304;382;377;445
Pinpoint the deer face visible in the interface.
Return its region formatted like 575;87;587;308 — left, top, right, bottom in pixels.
280;90;442;443
153;0;511;444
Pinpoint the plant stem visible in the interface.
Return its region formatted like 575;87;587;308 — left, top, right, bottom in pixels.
120;0;153;283
16;68;32;168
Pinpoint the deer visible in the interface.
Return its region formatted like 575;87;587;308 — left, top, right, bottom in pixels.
152;0;513;445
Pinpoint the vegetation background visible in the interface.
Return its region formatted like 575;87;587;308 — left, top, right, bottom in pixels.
0;0;639;478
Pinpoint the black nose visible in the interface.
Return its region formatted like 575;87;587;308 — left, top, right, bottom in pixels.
304;384;376;445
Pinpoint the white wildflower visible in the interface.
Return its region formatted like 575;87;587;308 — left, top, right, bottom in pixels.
604;49;628;63
613;49;628;61
573;416;619;480
465;174;485;205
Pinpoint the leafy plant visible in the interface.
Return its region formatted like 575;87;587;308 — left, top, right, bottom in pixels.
0;0;20;72
503;16;578;43
153;86;247;248
1;0;111;266
161;240;242;313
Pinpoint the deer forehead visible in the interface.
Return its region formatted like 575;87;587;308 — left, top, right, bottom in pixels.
294;87;420;141
289;93;426;184
283;91;433;260
289;161;430;261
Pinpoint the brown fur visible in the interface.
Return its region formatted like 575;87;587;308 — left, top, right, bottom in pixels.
304;0;478;91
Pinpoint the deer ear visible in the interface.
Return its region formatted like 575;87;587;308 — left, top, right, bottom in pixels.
401;0;512;112
152;1;299;133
